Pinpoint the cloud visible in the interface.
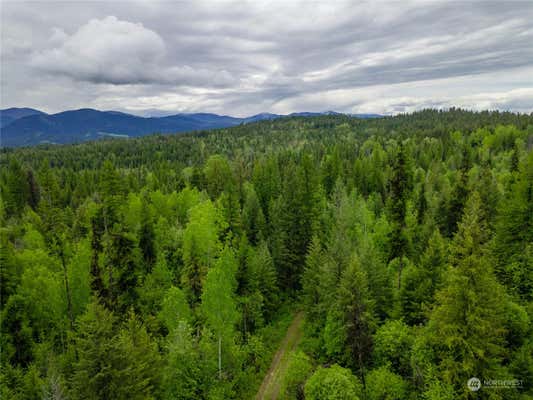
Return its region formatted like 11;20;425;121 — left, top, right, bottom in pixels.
31;16;165;84
30;16;236;87
350;88;533;115
2;1;533;115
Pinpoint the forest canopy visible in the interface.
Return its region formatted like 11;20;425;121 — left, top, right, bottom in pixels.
1;108;532;399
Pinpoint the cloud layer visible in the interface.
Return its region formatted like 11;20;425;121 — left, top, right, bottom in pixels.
2;1;532;116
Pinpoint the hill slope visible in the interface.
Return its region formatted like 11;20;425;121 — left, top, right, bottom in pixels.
0;108;46;128
0;109;244;147
0;108;383;147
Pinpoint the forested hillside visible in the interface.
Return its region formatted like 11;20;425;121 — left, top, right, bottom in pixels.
1;109;532;399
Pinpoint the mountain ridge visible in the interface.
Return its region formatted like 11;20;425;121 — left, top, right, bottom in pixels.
0;107;382;147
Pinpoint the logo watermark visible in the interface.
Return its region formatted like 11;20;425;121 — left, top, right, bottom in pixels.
467;377;524;391
467;377;481;392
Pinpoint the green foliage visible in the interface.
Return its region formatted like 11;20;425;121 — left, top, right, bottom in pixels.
373;319;413;376
331;256;376;373
201;246;239;379
492;152;533;300
247;241;279;321
304;364;362;400
182;200;222;305
365;365;408;400
427;193;507;396
71;301;117;399
399;229;447;325
159;286;191;332
162;321;202;400
137;258;173;317
279;351;313;400
71;302;160;400
204;155;234;199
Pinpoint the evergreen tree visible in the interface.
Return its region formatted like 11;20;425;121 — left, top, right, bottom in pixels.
399;229;447;325
446;148;470;237
388;144;412;289
3;158;30;217
326;256;375;382
72;303;160;400
71;301;117;399
427;192;506;397
492;152;533;300
247;241;279;321
242;183;266;246
301;236;325;324
139;197;156;272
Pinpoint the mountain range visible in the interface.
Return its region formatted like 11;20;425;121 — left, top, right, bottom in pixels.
0;107;382;147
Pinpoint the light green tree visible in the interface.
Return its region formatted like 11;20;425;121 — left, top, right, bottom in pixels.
304;364;362;400
201;247;238;379
182;200;223;305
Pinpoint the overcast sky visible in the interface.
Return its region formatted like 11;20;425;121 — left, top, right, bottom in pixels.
1;0;533;116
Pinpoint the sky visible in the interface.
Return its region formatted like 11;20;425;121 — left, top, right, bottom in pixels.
1;0;533;117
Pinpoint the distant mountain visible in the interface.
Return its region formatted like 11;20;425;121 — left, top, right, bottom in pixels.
0;109;246;147
243;113;281;123
0;108;382;147
349;113;383;119
0;108;46;128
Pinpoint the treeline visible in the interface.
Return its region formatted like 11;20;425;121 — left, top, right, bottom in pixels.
1;109;532;399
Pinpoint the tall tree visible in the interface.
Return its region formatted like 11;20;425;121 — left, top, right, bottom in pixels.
399;229;447;325
427;192;506;397
181;200;222;307
242;183;266;246
387;143;412;289
200;247;238;379
139;196;156;272
492;152;533;300
325;256;375;384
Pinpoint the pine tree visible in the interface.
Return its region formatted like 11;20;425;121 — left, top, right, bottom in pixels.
252;156;281;221
427;192;506;397
242;183;266;246
71;301;117;399
492;152;533;300
388;144;412;289
203;155;234;200
112;311;161;400
139;197;156;272
301;236;324;324
446;148;470;237
3;158;30;217
103;227;140;312
279;156;322;291
72;303;160;400
328;256;375;383
399;229;447;325
247;240;279;321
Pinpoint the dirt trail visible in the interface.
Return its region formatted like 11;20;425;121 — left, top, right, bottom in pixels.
255;311;305;400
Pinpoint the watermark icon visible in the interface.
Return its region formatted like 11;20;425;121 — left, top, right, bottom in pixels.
467;377;481;392
467;377;523;391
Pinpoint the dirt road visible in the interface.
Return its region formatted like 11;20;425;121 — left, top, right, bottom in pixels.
255;311;305;400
